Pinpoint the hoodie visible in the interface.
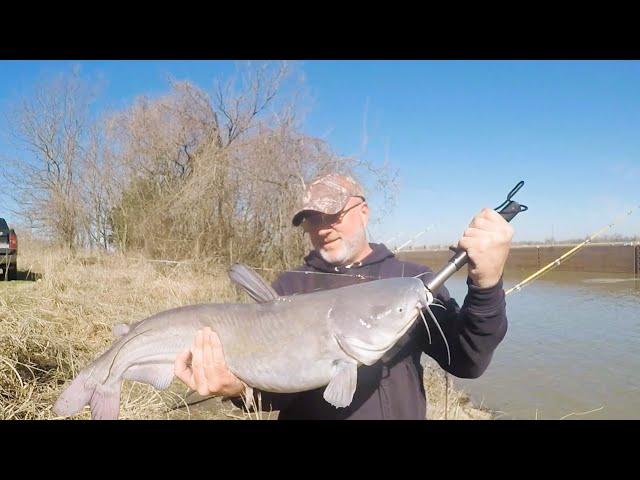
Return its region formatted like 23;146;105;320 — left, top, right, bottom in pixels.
234;243;508;420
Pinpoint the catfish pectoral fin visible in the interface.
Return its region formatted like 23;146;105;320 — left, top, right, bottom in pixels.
323;360;358;408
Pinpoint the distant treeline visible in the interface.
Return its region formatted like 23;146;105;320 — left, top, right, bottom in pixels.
524;234;639;245
394;234;639;251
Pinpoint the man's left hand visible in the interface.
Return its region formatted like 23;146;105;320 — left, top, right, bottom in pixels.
457;208;514;289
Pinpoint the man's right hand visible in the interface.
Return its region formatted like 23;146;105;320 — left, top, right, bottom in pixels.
174;327;246;397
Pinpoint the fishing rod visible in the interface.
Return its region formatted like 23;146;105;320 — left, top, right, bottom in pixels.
150;182;530;292
385;232;403;246
181;183;529;414
245;226;432;282
411;181;528;367
251;184;528;286
504;205;640;296
421;181;528;301
393;226;433;254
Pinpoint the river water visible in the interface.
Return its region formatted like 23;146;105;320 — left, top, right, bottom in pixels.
431;270;640;420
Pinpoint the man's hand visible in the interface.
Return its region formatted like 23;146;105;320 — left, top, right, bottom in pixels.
457;208;514;289
174;327;245;397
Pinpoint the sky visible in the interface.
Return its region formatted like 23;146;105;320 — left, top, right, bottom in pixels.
1;60;639;247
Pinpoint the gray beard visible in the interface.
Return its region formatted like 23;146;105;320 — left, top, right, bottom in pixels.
317;228;368;266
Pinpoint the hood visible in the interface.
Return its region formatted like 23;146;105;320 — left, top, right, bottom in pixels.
303;243;395;274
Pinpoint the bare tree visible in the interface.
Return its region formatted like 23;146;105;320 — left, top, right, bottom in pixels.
102;61;399;271
78;121;126;249
2;62;398;271
4;71;93;249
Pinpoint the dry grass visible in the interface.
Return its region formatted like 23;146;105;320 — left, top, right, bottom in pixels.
422;359;493;420
0;239;243;419
0;240;492;420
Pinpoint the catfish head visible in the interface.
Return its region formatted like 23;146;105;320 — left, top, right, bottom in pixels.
328;277;429;365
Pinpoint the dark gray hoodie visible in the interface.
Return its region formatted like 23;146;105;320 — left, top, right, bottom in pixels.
235;243;507;420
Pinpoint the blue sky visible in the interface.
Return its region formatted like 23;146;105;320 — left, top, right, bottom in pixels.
1;60;639;246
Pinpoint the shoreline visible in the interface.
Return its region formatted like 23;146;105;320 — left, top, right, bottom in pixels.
422;359;494;420
398;244;640;275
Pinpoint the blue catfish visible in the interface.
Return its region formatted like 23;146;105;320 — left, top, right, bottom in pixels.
53;264;431;419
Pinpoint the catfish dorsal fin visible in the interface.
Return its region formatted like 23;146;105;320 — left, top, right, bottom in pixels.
228;263;280;303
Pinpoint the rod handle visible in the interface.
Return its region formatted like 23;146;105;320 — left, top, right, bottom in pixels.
425;200;525;293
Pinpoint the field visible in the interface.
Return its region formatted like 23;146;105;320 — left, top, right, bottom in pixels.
0;240;490;420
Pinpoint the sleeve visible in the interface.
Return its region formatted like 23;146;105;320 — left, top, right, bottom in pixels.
229;273;301;414
419;275;508;379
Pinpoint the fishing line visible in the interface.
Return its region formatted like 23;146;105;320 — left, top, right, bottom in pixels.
505;204;640;295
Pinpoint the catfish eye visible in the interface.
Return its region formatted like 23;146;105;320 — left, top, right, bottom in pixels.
398;307;403;312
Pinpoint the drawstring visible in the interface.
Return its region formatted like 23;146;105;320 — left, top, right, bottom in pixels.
333;261;362;272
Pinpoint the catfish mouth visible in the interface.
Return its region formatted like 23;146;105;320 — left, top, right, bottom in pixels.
339;306;421;354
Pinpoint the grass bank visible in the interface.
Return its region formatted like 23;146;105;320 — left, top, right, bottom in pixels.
0;242;492;420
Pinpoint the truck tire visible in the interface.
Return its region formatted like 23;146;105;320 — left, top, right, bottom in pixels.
9;265;17;281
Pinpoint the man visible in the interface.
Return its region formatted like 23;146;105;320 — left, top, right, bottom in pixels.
174;173;513;419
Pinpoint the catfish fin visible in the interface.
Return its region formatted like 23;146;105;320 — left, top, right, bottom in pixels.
323;360;358;408
228;263;279;303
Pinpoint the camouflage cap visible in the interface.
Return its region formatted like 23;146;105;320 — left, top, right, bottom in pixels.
292;173;366;227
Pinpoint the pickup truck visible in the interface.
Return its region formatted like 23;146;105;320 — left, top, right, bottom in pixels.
0;217;17;281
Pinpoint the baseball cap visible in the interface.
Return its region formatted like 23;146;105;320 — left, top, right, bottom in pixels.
291;173;366;227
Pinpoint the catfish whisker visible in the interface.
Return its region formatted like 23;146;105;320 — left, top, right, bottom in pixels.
418;307;432;344
424;305;451;365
